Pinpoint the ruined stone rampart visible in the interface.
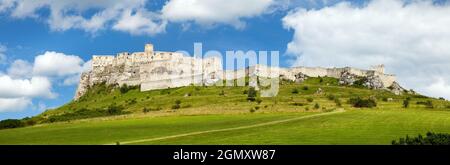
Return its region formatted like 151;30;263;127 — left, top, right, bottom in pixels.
75;44;401;100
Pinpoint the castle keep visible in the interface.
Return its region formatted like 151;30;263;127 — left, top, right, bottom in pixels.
75;44;402;100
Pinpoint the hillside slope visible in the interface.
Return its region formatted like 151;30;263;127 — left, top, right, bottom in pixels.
29;77;448;123
1;77;449;144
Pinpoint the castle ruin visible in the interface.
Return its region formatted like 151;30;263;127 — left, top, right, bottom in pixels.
74;44;402;100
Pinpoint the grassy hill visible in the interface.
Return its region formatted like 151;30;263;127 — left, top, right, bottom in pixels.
0;77;450;144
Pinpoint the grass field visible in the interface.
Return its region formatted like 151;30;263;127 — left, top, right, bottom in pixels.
0;77;449;144
1;109;450;144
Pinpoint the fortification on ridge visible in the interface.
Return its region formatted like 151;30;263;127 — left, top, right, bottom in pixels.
74;44;404;100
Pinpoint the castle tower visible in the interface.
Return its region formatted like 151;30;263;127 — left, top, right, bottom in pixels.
371;64;385;74
145;43;154;54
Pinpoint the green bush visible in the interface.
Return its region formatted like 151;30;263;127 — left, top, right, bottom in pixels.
256;98;263;104
45;107;128;123
127;98;137;105
291;102;306;106
425;100;434;108
306;98;314;102
119;84;140;94
143;107;150;113
291;88;299;94
23;118;37;126
120;84;129;94
417;100;434;108
327;94;336;101
107;104;125;115
144;107;162;113
403;97;411;108
0;119;25;130
171;104;181;109
314;103;320;109
302;86;309;91
392;132;450;145
219;90;225;96
334;98;342;107
172;100;182;109
247;87;257;101
352;77;368;88
348;97;377;108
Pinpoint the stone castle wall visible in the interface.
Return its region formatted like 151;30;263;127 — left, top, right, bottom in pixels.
217;64;396;88
75;44;399;100
75;44;223;99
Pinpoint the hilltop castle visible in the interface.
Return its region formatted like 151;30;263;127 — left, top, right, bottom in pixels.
75;44;403;100
75;44;222;99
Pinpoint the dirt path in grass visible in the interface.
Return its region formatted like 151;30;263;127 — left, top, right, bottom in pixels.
106;109;345;145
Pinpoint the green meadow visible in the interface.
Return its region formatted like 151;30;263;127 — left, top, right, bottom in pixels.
0;77;449;144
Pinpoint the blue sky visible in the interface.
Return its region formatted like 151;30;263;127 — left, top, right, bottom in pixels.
1;0;450;120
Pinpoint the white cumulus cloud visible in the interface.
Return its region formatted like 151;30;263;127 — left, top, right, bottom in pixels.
0;75;55;98
7;59;33;78
0;97;31;113
113;9;167;36
0;0;167;35
162;0;275;29
33;51;84;77
0;0;288;34
0;50;89;113
282;0;450;99
424;78;450;100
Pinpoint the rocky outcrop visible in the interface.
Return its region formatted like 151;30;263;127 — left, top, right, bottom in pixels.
294;72;308;83
388;81;406;95
338;71;358;85
74;72;91;100
74;44;404;100
364;75;384;89
338;70;395;90
74;64;141;100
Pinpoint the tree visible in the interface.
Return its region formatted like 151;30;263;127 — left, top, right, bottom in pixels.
0;119;25;129
120;84;129;94
107;104;124;115
172;100;182;110
247;87;257;101
256;98;263;104
348;97;377;108
302;86;309;90
314;103;320;109
403;98;411;108
425;100;434;108
334;98;342;107
143;107;150;113
392;132;450;145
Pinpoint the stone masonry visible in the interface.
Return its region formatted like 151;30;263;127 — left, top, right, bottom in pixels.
74;44;403;100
